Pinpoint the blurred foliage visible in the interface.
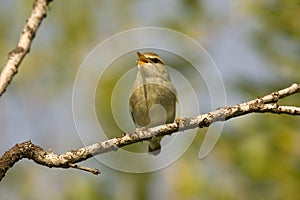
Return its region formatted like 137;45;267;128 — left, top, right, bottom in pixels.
0;0;300;200
246;0;300;81
230;1;300;199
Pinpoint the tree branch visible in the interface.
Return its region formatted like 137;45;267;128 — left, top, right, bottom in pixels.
0;83;299;181
0;0;52;97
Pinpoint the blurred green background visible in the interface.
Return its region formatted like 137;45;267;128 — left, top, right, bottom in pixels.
0;0;299;199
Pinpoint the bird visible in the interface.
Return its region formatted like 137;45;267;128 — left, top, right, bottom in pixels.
129;51;177;155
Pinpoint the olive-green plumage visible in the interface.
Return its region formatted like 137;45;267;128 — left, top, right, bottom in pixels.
129;52;177;155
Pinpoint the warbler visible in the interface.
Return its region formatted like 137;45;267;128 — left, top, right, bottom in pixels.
129;51;177;155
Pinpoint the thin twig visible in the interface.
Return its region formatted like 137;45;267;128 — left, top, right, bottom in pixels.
0;0;52;97
68;163;100;175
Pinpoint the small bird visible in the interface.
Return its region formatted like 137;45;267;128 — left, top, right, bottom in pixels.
129;51;177;155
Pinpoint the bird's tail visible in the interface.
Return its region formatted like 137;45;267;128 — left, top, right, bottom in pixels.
148;137;162;155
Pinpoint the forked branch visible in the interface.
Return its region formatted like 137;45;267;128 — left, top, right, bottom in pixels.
0;83;299;181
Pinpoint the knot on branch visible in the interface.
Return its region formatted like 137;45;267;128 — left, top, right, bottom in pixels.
8;46;25;58
270;91;280;102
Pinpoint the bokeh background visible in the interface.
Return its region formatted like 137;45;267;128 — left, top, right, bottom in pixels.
0;0;300;199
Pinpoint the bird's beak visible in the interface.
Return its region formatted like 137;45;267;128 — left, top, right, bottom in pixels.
136;52;148;66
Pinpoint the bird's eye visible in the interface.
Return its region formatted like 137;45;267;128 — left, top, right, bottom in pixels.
150;58;161;64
